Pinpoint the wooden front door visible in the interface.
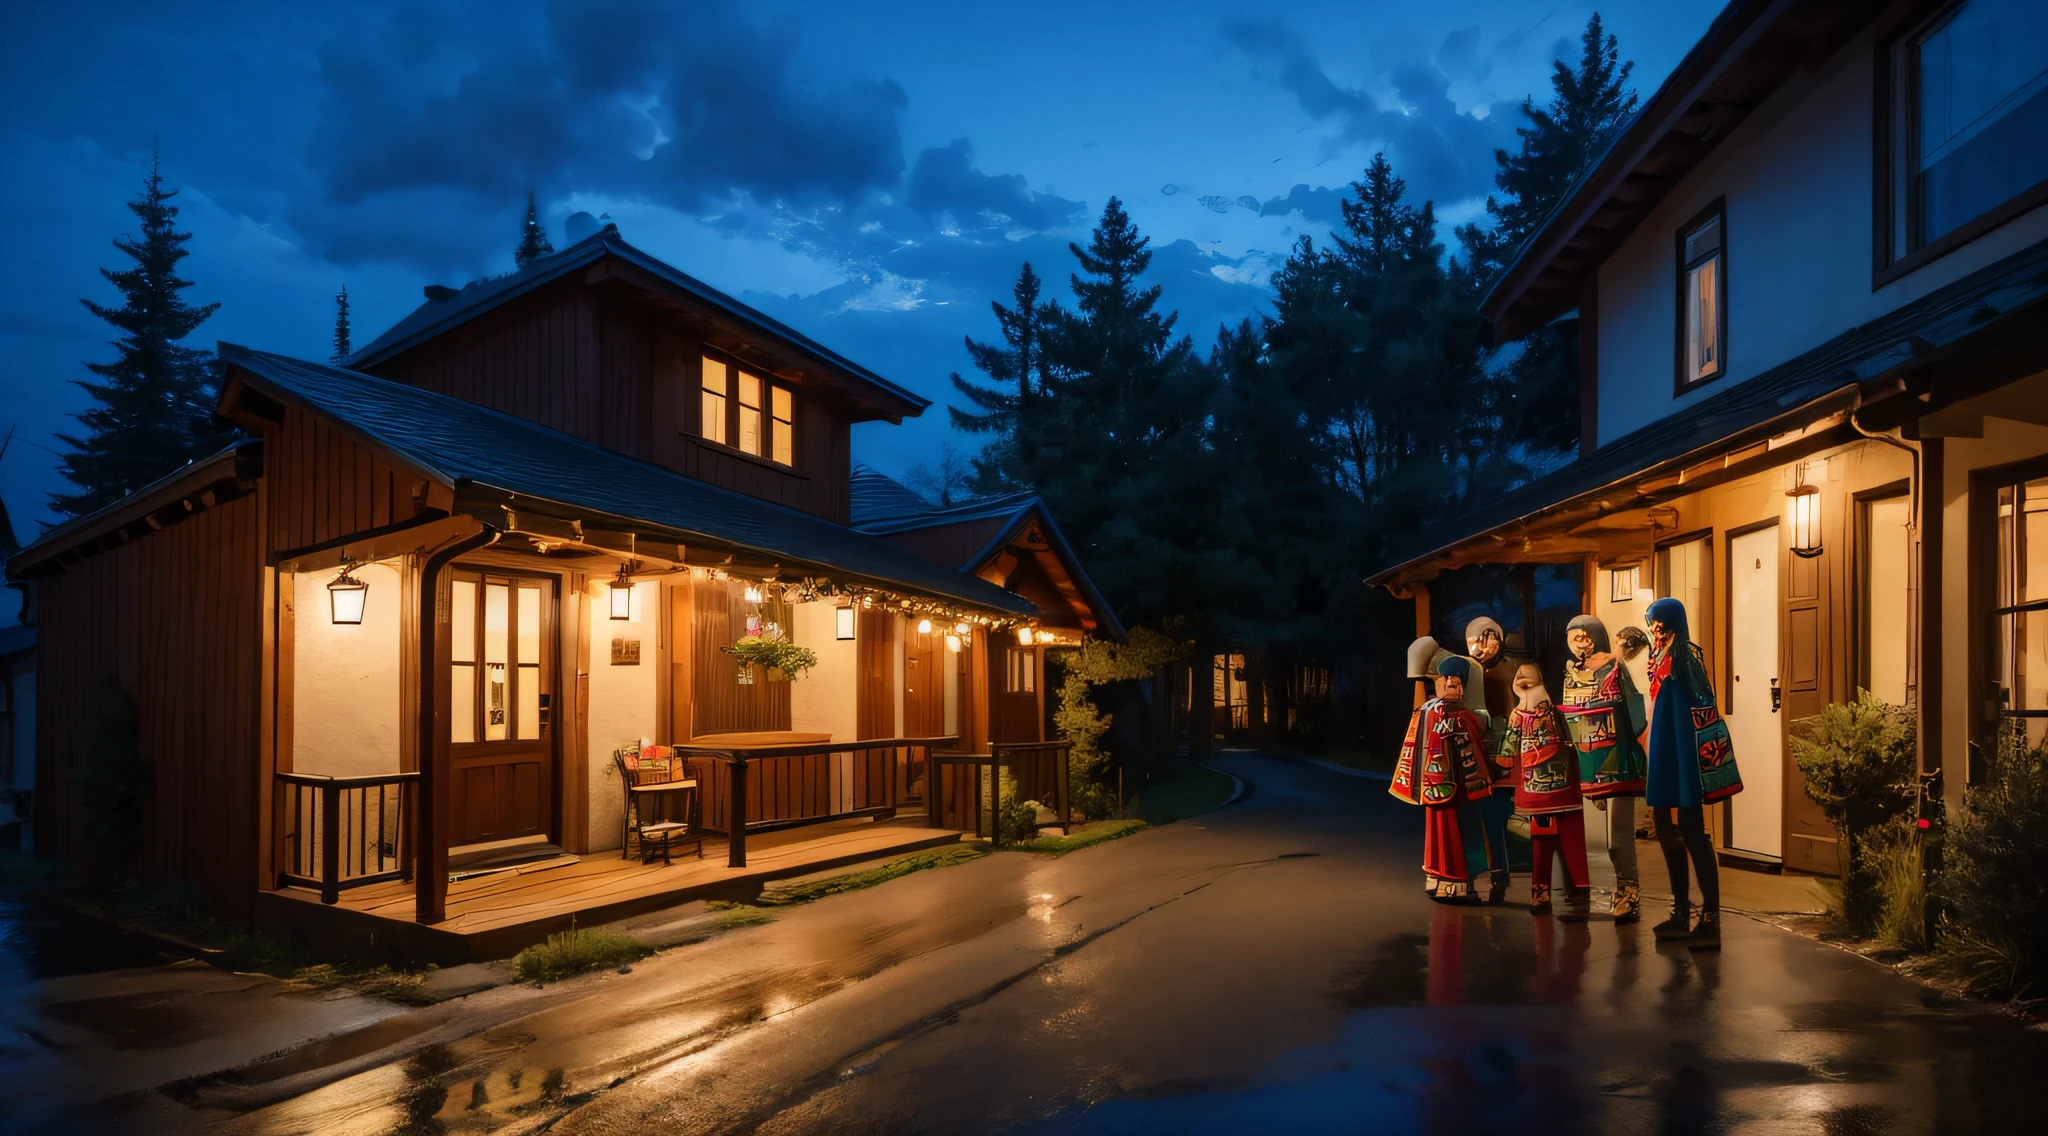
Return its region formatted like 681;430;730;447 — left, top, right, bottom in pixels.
992;639;1043;743
903;623;944;800
448;570;556;846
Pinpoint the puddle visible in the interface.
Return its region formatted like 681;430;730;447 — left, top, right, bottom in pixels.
0;898;190;980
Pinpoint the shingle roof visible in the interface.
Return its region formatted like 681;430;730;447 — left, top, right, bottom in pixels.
343;230;930;418
1370;233;2048;585
219;345;1033;617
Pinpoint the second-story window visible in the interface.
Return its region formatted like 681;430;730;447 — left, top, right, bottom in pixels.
701;357;728;446
1883;0;2048;273
697;354;795;467
1677;204;1726;392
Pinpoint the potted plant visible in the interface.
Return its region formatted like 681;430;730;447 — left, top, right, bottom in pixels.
723;634;819;682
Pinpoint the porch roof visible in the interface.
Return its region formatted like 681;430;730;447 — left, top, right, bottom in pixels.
218;345;1037;618
850;467;1126;640
1368;234;2048;588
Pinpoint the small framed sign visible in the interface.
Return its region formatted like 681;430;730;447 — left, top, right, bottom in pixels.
610;637;641;665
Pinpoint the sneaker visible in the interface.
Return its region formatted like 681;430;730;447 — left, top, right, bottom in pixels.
1687;910;1722;951
1651;907;1693;940
1529;883;1552;914
1611;883;1641;924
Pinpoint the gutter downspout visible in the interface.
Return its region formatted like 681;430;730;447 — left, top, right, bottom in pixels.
417;523;500;924
1847;390;1941;940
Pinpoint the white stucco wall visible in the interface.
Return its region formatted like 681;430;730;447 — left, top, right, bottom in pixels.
1595;20;2048;446
291;561;404;777
585;578;660;852
789;600;859;742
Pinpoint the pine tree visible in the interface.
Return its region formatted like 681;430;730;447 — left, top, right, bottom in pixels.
330;285;352;362
515;188;555;267
1485;13;1640;260
948;262;1055;490
53;155;233;517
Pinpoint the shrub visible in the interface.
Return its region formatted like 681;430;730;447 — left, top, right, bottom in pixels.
510;928;651;984
1862;819;1926;951
1937;721;2048;999
1790;690;1915;937
997;769;1041;844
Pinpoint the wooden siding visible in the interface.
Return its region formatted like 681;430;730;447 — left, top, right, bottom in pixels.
690;577;792;736
877;515;1011;570
267;406;436;557
33;490;265;921
856;608;897;740
370;281;853;523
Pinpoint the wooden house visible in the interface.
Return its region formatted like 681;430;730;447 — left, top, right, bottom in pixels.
6;229;1117;962
1369;0;2048;875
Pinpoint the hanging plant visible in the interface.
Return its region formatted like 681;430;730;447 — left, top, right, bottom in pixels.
723;634;819;682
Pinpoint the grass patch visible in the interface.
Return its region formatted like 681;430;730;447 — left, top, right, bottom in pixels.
704;902;777;928
509;928;652;985
1130;760;1237;824
757;844;988;906
1008;818;1146;856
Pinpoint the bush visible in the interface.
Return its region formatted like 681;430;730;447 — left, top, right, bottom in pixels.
1862;819;1925;951
997;770;1041;844
1937;721;2048;999
510;928;651;984
1790;690;1915;937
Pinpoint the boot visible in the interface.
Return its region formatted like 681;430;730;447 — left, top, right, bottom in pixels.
1611;883;1641;924
1687;909;1722;951
1528;882;1551;914
1651;904;1693;941
1488;869;1510;906
1558;886;1593;923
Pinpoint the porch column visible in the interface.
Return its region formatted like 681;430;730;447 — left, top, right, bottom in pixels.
1915;439;1943;807
416;525;498;923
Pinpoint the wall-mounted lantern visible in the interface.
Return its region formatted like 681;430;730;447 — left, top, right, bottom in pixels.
836;605;857;640
916;618;933;635
944;633;962;653
609;563;634;620
1016;625;1034;647
743;584;763;605
328;558;368;625
1788;468;1823;559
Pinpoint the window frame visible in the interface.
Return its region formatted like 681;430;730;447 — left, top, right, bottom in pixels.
695;351;797;470
1673;197;1729;396
1973;454;2048;752
447;567;557;752
1872;0;2048;287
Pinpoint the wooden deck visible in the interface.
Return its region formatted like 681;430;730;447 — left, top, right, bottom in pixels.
253;816;966;964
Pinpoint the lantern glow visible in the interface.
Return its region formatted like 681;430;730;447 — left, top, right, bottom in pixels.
944;633;961;653
1016;625;1033;646
609;564;633;620
917;618;933;635
327;560;367;625
836;605;856;640
1788;475;1822;559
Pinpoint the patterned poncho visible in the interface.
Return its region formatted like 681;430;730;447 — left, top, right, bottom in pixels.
1644;597;1744;807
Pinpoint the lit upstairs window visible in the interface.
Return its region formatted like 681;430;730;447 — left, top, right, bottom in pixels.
701;357;728;446
1678;206;1725;392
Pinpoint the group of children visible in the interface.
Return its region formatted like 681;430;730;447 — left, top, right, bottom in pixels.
1389;601;1742;949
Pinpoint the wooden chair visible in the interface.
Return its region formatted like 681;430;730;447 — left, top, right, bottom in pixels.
614;745;704;865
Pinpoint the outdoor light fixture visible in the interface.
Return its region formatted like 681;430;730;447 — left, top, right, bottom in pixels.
955;621;970;636
1035;630;1056;645
1788;468;1822;559
328;559;367;625
1017;625;1034;647
609;563;634;620
917;618;933;635
743;584;763;605
945;633;961;653
835;605;857;640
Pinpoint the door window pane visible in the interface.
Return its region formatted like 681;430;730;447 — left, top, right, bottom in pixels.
451;579;476;743
517;584;542;741
701;357;729;446
738;371;763;456
484;582;509;741
1865;496;1912;705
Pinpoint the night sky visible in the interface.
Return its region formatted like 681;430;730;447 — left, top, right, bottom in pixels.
0;0;1721;557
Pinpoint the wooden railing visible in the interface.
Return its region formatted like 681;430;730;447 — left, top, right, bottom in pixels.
930;741;1073;847
672;737;958;868
275;771;418;904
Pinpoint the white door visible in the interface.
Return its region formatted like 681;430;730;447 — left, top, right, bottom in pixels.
1728;526;1782;858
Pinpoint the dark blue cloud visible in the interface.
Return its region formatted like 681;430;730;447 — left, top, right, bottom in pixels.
906;139;1085;233
1221;17;1511;210
1260;184;1347;227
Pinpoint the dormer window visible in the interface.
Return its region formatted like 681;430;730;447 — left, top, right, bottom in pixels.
1676;202;1726;393
698;354;795;467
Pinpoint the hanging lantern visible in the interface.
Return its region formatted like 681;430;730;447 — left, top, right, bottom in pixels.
743;584;763;605
1788;471;1822;559
917;617;933;635
954;621;970;636
328;559;368;625
944;633;962;653
609;563;634;620
1016;625;1033;647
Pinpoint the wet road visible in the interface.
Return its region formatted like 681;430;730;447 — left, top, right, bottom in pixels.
13;751;2048;1134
